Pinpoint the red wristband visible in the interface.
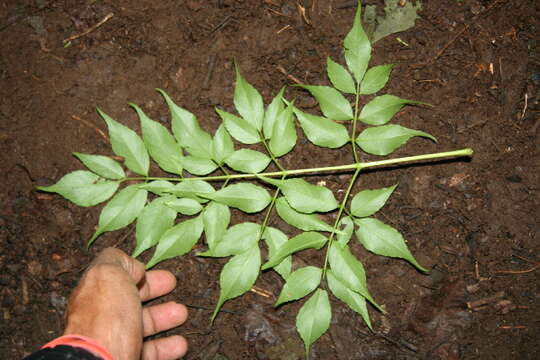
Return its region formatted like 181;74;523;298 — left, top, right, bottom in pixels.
42;334;114;360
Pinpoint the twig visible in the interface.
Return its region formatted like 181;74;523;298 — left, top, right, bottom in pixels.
520;93;528;121
209;15;235;34
203;54;217;90
467;291;505;310
71;115;109;141
276;65;302;84
276;24;291;34
63;12;114;43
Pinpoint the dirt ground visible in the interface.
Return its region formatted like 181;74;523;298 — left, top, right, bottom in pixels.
1;0;539;359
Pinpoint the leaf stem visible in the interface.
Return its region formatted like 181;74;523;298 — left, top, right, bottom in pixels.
124;148;472;183
351;86;361;163
322;166;361;275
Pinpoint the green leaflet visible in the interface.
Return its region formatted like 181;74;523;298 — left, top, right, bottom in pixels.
263;87;285;139
296;289;331;358
262;227;291;279
359;94;426;126
203;222;261;257
89;185;148;245
356;124;437;156
133;196;176;258
262;232;328;270
182;155;218;176
37;170;119;207
336;216;355;246
296;85;353;121
355;217;427;272
73;153;125;180
158;89;213;159
131;103;183;175
212;245;261;322
165;198;203;216
326;270;372;330
293;107;350;149
146;216;204;269
275;266;322;307
98;108;149;176
275;197;335;233
344;2;372;84
201;183;271;213
351;184;398;218
359;64;394;95
261;177;338;213
137;180;175;195
212;124;234;165
170;180;215;203
216;108;260;145
201;202;230;252
234;64;264;131
269;102;297;157
327;57;356;94
328;242;381;310
225;149;270;174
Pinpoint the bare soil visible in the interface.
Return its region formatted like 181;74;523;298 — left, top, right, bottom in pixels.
1;0;539;359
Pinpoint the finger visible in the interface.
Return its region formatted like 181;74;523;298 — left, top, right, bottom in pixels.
92;247;146;283
139;270;177;302
142;335;188;360
142;301;188;337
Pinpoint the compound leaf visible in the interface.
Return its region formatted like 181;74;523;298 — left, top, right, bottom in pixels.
89;185;148;245
344;3;372;84
296;85;353;121
202;183;271;213
158;89;213;159
171;180;215;203
146;215;204;268
261;177;338;213
293;107;350;148
262;232;327;270
216;108;260;145
225;149;270;174
73;153;125;180
269;102;297;157
356;124;437;156
206;222;261;257
212;124;234;165
234;64;264;131
201;202;230;252
327;270;372;330
182;155;218;176
212;245;261;322
165;198;203;216
133;196;176;258
359;94;426;126
37;170;119;207
355;218;427;272
327;57;356;94
351;184;398;218
98;108;149;176
360;64;394;95
263;87;285;139
262;227;291;279
328;242;380;309
336;216;355;246
296;289;331;358
275;266;322;307
131;103;183;175
275;197;335;233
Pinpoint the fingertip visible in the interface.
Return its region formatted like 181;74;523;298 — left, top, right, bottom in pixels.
142;335;188;360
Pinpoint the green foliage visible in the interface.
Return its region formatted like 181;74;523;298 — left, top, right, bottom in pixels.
40;1;473;358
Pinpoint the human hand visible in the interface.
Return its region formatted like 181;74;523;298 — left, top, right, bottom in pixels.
63;247;188;360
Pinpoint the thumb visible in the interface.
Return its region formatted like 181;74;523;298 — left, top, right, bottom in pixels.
91;247;146;284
